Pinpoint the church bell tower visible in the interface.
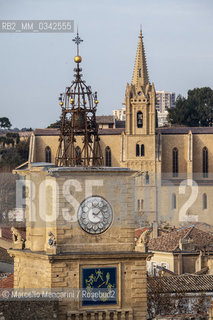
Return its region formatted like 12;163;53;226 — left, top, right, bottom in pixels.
121;29;157;223
123;29;156;173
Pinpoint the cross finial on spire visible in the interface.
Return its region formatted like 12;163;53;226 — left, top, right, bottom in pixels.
139;25;143;39
72;27;83;56
132;28;149;87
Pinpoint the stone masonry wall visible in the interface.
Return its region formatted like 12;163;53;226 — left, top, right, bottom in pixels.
0;301;58;320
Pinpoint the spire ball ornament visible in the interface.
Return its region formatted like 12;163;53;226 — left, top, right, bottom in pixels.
74;56;82;63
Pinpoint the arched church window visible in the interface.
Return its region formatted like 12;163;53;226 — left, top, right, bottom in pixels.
172;193;176;209
203;147;208;178
203;193;207;210
75;146;82;165
139;68;142;78
45;146;51;163
137;111;143;128
105;146;111;167
172;148;178;177
136;144;140;157
141;144;145;156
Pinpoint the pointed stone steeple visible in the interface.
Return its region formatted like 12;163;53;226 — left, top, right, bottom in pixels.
132;28;149;88
125;28;155;136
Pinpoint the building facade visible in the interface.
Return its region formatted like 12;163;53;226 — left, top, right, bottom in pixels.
156;91;175;113
156;91;175;127
113;107;126;121
28;30;213;228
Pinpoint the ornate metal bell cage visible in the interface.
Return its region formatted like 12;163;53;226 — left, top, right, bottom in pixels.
55;32;103;167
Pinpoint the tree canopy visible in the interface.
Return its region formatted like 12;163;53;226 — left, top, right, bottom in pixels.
0;116;29;171
0;117;12;129
167;87;213;127
0;140;29;171
48;120;61;128
48;115;62;128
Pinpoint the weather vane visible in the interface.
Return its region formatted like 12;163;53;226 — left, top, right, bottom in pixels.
72;28;83;56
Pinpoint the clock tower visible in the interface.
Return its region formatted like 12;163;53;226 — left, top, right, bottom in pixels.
10;32;149;320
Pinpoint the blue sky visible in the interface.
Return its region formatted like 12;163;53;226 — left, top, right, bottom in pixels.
0;0;213;129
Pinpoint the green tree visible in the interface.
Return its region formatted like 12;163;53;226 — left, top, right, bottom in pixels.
0;117;12;129
48;120;61;128
0;136;7;147
48;115;62;128
167;87;213;126
6;132;20;144
0;172;16;223
0;139;29;171
16;140;29;161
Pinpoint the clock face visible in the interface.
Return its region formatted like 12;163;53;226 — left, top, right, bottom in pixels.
78;196;113;234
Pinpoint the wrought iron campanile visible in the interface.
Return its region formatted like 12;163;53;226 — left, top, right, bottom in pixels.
55;32;103;167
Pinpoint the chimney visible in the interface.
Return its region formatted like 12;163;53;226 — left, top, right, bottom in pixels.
152;221;158;238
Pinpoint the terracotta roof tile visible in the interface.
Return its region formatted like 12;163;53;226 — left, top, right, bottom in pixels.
1;228;26;242
156;126;213;135
0;247;13;264
1;228;13;241
34;127;124;136
186;222;213;233
96;116;114;124
157;266;177;276
194;266;209;275
32;126;213;137
147;274;213;293
34;128;60;136
0;273;13;288
135;227;150;239
148;226;213;252
98;128;124;135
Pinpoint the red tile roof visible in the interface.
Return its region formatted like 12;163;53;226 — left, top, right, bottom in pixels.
99;128;124;135
1;228;13;241
157;266;177;276
0;228;26;242
34;127;124;136
34;128;60;136
156;126;213;135
96;116;114;124
186;222;213;233
148;226;213;252
147;274;213;293
33;126;213;137
194;266;209;275
0;273;13;288
0;247;13;264
135;227;150;239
